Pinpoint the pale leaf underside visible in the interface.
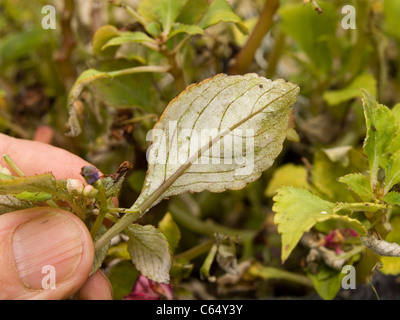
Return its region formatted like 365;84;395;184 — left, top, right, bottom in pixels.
126;224;171;283
0;195;32;214
133;73;300;212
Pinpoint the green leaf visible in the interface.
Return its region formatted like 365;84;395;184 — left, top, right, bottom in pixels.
265;164;310;197
158;212;181;253
107;260;140;300
198;0;248;34
126;224;171;283
323;74;377;106
0;173;56;195
15;191;53;202
90;60;154;109
101;31;155;50
0;28;46;67
92;25;121;57
156;0;188;33
145;21;162;38
131;74;299;213
138;0;188;34
66;62;163;135
279;1;337;72
337;173;372;201
273;187;366;262
383;191;400;206
176;0;208;25
0;195;32;214
67;68;108;112
307;264;345;300
362;90;396;191
168;23;204;40
383;149;400;194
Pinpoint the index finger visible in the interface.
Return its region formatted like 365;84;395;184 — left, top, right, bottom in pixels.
0;133;92;182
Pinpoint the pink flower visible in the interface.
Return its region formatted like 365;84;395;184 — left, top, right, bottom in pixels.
124;275;174;300
323;229;359;255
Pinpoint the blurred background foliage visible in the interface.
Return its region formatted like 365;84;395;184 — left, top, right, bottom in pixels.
2;0;400;299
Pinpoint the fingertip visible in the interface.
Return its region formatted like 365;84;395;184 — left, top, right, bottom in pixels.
77;270;113;300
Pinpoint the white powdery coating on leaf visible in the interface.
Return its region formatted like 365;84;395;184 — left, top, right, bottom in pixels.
136;73;299;210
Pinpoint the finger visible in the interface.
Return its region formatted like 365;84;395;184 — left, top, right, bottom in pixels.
77;270;113;300
0;133;92;182
0;207;94;299
0;134;119;207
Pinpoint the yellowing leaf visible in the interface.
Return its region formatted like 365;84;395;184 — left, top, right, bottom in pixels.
337;173;372;201
273;187;365;262
265;164;309;197
132;73;299;214
158;212;181;253
126;224;171;283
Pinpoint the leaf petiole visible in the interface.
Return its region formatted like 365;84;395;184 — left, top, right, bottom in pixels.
3;154;25;177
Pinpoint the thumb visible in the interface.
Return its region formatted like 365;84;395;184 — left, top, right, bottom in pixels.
0;207;94;299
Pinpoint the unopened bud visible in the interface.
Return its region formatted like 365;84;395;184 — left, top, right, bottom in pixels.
66;179;84;194
83;184;98;197
0;166;12;176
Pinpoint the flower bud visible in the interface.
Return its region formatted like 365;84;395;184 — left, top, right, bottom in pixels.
83;184;98;197
0;166;12;176
66;179;84;194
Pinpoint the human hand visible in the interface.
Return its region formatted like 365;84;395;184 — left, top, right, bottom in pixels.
0;133;113;300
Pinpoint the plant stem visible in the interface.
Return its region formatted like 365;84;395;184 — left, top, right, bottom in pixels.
94;207;141;252
169;202;256;242
247;263;314;288
108;207;141;214
90;181;108;239
3;154;25;177
174;240;214;261
199;244;218;280
229;0;280;75
54;0;77;92
265;31;285;78
107;65;170;77
162;48;186;93
119;113;158;125
92;210;119;223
